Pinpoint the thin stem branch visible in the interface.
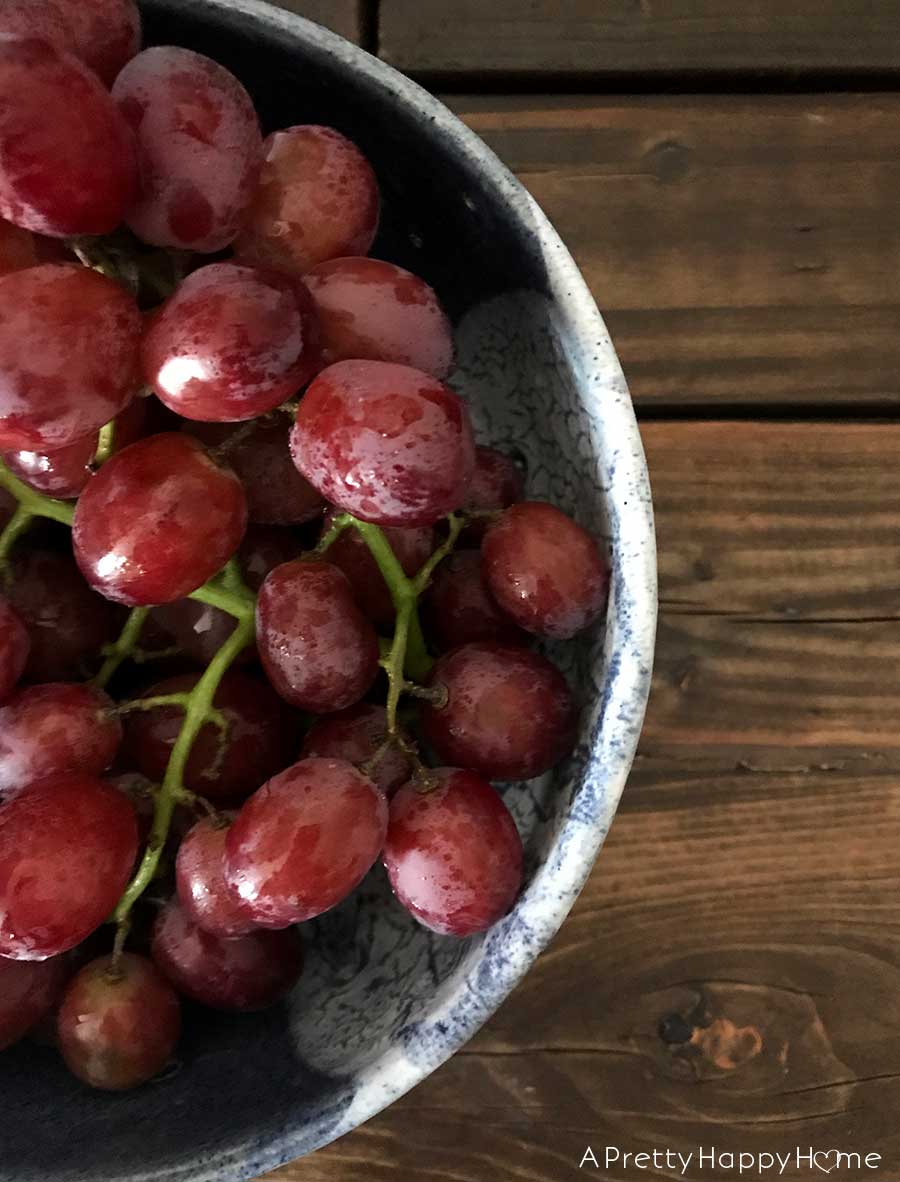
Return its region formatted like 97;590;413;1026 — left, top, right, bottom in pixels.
312;512;352;558
0;504;33;575
94;420;117;467
0;460;74;526
189;579;255;621
92;606;149;691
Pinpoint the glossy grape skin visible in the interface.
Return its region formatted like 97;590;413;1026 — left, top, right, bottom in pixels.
235;126;379;278
482;502;610;639
321;507;433;629
225;757;388;927
0;773;138;960
0;599;29;703
423;550;527;651
256;560;379;713
57;953;180;1091
291;361;475;527
144;264;322;422
0;683;121;798
152;897;303;1011
421;643;577;781
384;769;523;936
462;445;524;543
113;47;262;253
176;817;257;938
3;395;149;500
0;0;140;86
125;672;299;805
6;547;124;682
305;257;453;378
0;36;137;236
73;433;247;606
301;703;412;798
0;265;141;451
0;954;68;1050
186;418;325;525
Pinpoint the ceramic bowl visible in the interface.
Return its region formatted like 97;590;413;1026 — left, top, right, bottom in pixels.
3;3;657;1178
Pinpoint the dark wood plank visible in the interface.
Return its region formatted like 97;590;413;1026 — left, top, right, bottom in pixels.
266;0;363;44
267;420;900;1179
448;94;900;407
379;0;900;76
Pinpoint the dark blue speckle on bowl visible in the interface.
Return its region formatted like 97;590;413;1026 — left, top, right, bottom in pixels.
1;3;657;1178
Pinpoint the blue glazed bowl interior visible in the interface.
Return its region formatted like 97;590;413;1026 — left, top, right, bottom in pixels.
1;4;656;1179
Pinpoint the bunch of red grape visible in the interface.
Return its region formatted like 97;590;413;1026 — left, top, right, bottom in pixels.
0;0;611;1094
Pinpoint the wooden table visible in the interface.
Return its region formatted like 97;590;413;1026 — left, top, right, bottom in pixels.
262;4;900;1178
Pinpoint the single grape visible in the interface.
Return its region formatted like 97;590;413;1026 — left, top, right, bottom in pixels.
144;264;322;422
305;257;453;378
0;599;29;703
0;773;138;960
321;507;433;629
256;560;379;712
384;768;523;936
291;360;475;527
0;0;140;86
57;953;180;1091
462;445;525;543
125;672;299;805
6;547;125;682
0;683;121;798
225;757;388;927
151;897;303;1011
184;418;325;525
0;36;137;236
235;125;379;277
0;265;141;451
113;47;262;252
73;433;247;606
423;549;527;650
421;643;577;781
0;954;68;1051
176;816;257;938
0;219;65;279
482;502;610;639
3;395;150;500
301;703;412;797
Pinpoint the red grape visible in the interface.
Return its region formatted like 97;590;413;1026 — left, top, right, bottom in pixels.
57;953;180;1091
0;0;140;86
0;265;141;451
462;445;525;542
113;47;262;252
301;703;412;797
256;560;379;712
73;433;247;606
305;257;453;378
125;672;299;805
0;219;65;279
184;418;325;525
0;36;137;236
321;507;433;629
0;598;29;703
291;360;475;527
482;502;610;639
0;683;121;798
151;896;302;1011
235;126;379;277
423;550;526;651
225;757;387;927
176;816;257;938
0;953;68;1050
421;643;576;781
0;772;138;960
6;547;124;682
383;768;523;936
144;263;322;422
3;394;151;500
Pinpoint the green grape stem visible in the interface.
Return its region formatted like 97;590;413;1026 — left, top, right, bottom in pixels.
92;606;149;691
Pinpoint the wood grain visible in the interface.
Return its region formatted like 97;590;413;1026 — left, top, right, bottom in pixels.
448;94;900;407
379;0;900;76
264;0;363;44
265;418;900;1179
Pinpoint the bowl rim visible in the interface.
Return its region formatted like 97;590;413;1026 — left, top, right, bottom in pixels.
141;2;658;1175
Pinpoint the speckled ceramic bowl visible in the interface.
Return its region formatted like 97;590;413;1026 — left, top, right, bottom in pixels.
3;4;656;1178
